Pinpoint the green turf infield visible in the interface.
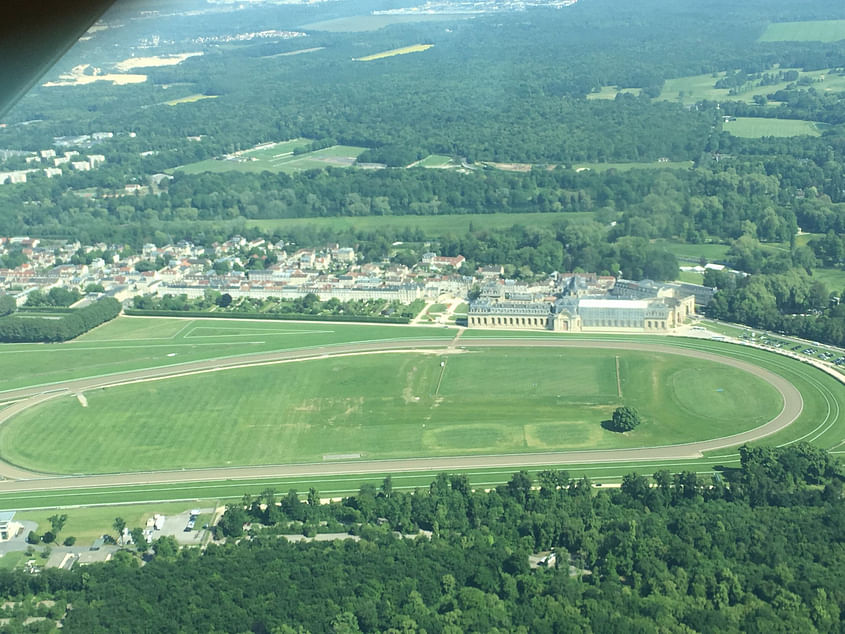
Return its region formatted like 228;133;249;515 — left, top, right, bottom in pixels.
0;317;453;393
0;317;843;510
0;347;781;474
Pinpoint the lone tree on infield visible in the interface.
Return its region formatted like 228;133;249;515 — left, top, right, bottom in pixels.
608;406;641;432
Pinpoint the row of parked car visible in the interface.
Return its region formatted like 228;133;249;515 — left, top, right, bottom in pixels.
741;330;845;365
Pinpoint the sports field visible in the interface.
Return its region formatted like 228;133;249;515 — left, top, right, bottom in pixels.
0;317;843;511
759;20;845;42
0;347;781;474
723;117;823;138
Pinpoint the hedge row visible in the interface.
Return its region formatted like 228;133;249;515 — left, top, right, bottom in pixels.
0;298;121;343
123;309;411;324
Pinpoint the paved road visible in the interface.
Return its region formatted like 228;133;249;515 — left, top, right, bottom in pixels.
0;338;803;494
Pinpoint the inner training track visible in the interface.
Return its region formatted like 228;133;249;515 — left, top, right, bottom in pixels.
0;338;803;495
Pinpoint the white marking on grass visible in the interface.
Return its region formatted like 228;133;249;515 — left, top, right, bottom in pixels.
76;394;88;407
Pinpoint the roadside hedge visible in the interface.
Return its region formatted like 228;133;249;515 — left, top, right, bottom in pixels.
0;298;121;343
123;309;411;324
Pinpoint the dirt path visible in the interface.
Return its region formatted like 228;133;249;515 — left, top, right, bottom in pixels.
0;338;804;492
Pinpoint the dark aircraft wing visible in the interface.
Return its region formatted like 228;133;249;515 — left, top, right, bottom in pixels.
1;0;117;118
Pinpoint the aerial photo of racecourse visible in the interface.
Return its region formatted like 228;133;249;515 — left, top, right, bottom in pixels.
0;0;843;630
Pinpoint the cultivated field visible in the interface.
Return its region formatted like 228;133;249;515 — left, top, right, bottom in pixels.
723;117;823;138
759;20;845;42
354;44;434;62
0;347;781;474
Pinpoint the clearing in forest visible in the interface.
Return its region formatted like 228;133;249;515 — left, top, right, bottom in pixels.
354;44;434;61
723;117;823;138
758;20;845;42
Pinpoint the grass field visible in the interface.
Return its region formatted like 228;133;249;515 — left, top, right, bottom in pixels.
301;14;469;32
0;347;781;474
164;94;217;106
654;239;730;263
247;211;596;236
678;271;705;284
723;117;823;138
759;20;845;42
0;318;843;510
658;68;845;105
811;267;845;293
18;501;211;547
573;161;694;172
586;86;641;100
172;140;367;175
0;318;453;393
354;44;433;62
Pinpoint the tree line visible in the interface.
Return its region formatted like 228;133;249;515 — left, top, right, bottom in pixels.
0;297;120;343
0;443;838;632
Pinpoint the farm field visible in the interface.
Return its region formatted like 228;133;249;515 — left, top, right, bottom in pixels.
355;44;434;62
172;140;367;175
247;211;596;236
759;20;845;42
0;317;453;393
723;117;823;138
0;347;782;474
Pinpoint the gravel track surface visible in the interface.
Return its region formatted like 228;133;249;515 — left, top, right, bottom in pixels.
0;338;803;494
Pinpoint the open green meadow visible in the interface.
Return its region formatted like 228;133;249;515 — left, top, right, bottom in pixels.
573;161;694;173
172;141;367;175
654;239;730;263
247;211;596;236
0;347;781;474
300;14;469;32
0;317;453;393
657;68;845;105
811;268;845;293
759;20;845;42
723;117;823;138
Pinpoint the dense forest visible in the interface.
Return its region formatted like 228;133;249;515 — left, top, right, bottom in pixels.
0;444;840;632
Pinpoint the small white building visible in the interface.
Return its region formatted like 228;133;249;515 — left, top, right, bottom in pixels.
0;512;23;542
